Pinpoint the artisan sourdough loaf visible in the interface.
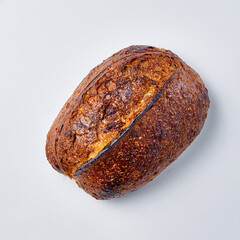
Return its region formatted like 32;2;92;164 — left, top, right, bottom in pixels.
46;45;210;199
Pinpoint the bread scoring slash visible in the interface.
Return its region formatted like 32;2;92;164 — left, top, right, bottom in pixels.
46;45;210;199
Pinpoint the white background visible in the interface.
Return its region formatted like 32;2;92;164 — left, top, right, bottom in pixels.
0;0;239;239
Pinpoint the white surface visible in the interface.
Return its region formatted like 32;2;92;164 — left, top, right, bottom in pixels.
0;0;240;239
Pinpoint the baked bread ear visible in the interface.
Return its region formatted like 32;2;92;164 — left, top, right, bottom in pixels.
46;45;210;199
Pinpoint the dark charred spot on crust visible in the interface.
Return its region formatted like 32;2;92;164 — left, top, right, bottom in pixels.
141;75;157;85
105;104;117;117
101;178;122;199
105;121;125;132
64;128;77;140
52;162;63;173
76;120;91;130
64;129;72;137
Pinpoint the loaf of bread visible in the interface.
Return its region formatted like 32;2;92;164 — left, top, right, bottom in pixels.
46;45;210;199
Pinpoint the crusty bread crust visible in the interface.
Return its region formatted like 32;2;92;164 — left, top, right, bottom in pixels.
46;45;210;199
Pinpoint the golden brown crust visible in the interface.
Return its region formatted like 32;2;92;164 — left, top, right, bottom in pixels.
46;45;210;199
